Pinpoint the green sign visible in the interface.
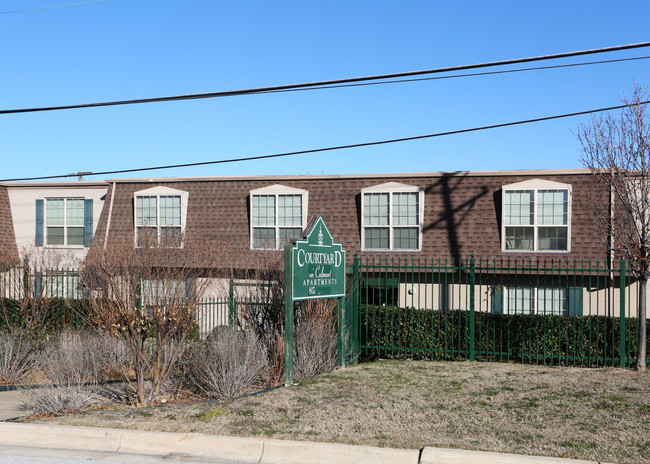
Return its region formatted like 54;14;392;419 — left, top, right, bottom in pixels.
291;216;345;300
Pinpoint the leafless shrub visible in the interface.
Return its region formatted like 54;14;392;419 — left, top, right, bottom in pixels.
0;332;38;384
233;255;286;385
27;331;102;415
294;299;338;380
185;329;268;399
81;236;230;406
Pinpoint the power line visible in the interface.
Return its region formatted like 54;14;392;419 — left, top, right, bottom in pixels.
2;42;649;115
0;0;108;15
2;100;647;183
261;56;650;94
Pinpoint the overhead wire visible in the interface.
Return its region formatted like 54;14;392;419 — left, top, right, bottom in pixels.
0;0;108;15
261;55;650;94
1;42;649;114
2;100;648;183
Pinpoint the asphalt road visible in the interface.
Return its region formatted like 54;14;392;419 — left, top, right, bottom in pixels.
0;445;254;464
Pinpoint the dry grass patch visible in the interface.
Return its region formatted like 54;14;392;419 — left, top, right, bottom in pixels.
29;360;650;463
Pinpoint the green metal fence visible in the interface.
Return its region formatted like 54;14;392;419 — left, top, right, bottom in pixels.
347;255;650;368
3;258;648;368
0;265;263;337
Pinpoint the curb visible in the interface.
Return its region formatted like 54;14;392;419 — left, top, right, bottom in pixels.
0;423;419;464
0;423;612;464
419;447;612;464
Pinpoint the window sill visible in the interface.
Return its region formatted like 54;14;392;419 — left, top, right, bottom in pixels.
361;249;422;252
501;249;570;254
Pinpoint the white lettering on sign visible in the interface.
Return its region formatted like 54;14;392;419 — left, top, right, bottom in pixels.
296;249;343;268
302;278;338;287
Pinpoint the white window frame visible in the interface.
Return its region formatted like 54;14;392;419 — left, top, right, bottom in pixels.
361;182;424;251
250;185;308;250
44;198;85;247
504;285;568;316
134;186;189;248
501;179;572;253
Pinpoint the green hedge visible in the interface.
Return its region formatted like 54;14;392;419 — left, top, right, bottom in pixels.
0;298;93;335
358;304;650;367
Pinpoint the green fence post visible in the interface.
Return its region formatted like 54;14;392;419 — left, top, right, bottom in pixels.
352;254;360;365
338;296;346;368
136;270;142;313
619;259;626;368
228;279;235;327
469;255;475;362
284;244;294;386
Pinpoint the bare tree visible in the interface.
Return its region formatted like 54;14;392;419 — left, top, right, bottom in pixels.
81;235;228;406
577;84;650;371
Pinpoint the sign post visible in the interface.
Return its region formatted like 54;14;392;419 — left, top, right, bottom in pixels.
284;216;346;386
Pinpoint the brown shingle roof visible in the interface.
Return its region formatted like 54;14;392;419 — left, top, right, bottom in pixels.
93;171;607;268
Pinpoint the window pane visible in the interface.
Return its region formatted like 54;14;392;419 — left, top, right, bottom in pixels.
279;227;302;245
393;192;418;225
394;227;418;249
46;199;65;226
159;195;181;226
505;226;533;251
160;227;182;247
136;196;157;226
537;287;567;316
47;227;64;245
538;227;568;251
66;199;85;227
505;286;534;314
279;195;302;226
504;190;533;226
252;195;276;227
364;193;389;226
253;228;276;249
137;227;157;247
365;227;389;249
538;189;568;225
67;227;84;246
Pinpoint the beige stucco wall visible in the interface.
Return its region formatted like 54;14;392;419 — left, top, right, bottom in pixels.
6;184;107;267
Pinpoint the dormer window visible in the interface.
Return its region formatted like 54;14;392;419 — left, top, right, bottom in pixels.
134;187;189;247
502;179;571;252
361;182;424;251
250;185;308;250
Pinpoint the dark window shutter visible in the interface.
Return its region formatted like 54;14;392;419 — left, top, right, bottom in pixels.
84;199;93;247
491;286;503;314
35;199;44;246
568;287;583;316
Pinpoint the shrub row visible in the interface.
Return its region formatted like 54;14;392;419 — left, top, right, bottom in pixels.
358;304;650;367
0;298;92;335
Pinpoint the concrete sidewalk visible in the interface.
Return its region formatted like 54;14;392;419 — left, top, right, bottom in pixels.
0;389;30;421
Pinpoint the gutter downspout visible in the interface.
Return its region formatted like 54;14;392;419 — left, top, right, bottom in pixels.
103;181;116;249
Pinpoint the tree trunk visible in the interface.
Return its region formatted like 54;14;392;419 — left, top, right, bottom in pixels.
637;277;647;372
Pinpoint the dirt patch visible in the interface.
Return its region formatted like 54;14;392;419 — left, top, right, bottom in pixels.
28;360;650;463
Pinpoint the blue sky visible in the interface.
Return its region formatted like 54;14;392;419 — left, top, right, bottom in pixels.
1;1;649;181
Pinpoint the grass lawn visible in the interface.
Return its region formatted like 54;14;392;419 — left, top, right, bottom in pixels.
30;360;650;463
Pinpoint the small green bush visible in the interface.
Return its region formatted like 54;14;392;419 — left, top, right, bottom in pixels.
358;304;650;367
